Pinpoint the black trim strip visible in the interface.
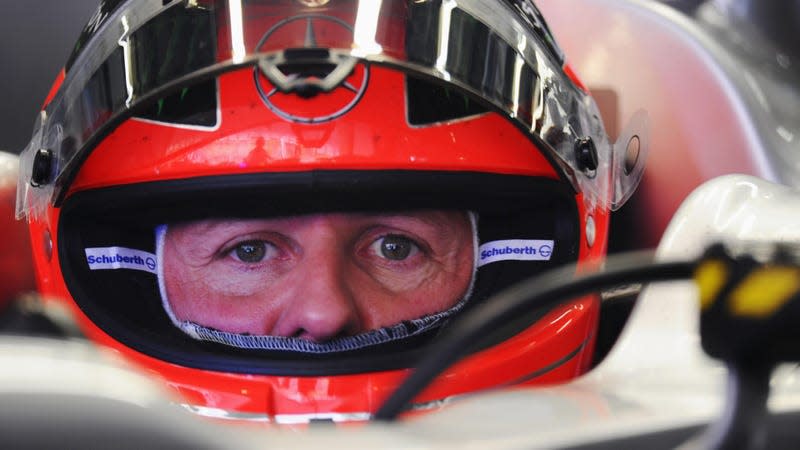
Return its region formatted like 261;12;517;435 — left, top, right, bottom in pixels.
505;335;589;385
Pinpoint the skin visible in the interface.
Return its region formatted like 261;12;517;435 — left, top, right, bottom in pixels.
162;211;473;342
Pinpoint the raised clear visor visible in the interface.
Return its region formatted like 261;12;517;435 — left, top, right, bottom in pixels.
16;0;643;220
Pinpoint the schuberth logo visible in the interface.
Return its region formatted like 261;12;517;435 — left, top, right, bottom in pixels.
85;247;157;274
478;239;555;267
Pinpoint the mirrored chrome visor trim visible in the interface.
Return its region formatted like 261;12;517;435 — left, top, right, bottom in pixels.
16;0;646;221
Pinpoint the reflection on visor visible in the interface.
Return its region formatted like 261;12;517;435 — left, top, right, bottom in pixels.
16;0;648;221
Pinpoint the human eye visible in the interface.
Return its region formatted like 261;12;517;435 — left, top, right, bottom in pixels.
227;240;278;263
369;234;421;261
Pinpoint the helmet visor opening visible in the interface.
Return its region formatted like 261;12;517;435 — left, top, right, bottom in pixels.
58;171;579;375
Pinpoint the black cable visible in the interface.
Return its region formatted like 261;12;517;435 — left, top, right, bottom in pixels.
709;362;771;450
374;251;697;421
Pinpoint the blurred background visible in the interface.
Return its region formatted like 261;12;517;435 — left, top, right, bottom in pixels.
0;0;99;154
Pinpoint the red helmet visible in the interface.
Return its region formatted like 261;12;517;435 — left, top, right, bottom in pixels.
17;0;647;423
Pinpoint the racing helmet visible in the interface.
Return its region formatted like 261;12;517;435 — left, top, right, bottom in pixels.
16;0;647;422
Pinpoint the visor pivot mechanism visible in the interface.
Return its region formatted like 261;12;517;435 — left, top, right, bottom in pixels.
624;135;641;176
30;148;53;187
574;137;598;177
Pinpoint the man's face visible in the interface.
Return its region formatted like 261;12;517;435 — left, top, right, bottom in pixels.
162;211;473;342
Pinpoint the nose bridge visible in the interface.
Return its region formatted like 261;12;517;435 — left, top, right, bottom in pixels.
303;217;352;298
305;235;351;297
272;218;362;341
